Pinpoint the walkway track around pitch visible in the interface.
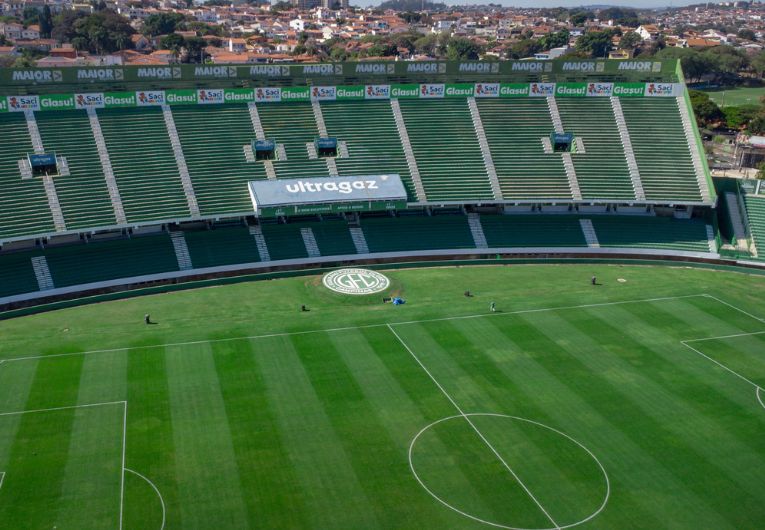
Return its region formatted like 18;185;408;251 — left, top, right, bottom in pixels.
680;295;765;412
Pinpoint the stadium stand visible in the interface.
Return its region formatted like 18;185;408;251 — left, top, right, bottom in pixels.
97;107;191;222
743;194;765;256
184;225;262;268
0;113;56;240
398;99;495;201
297;219;358;256
35;110;117;229
172;104;268;216
479;215;588;248
476;99;572;201
0;250;40;297
257;102;331;180
360;214;476;252
259;222;311;261
42;234;178;287
321;100;417;201
556;99;635;201
590;215;710;252
620;98;704;203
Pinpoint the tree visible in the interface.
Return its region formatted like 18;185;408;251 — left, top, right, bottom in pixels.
445;37;483;60
160;33;185;53
506;38;541;60
723;104;760;130
598;7;639;27
569;9;594;26
752;50;765;78
689;90;724;125
69;10;135;54
142;12;186;36
22;6;40;26
539;29;569;51
184;36;207;63
39;5;53;38
618;31;641;50
575;30;613;58
737;28;756;41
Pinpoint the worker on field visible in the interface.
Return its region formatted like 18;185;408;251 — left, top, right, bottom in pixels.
490;302;496;312
591;275;597;286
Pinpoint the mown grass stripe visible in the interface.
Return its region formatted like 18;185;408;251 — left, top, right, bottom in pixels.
125;347;180;530
535;309;765;527
55;351;127;529
165;343;250;529
328;327;489;528
254;335;380;530
0;355;85;529
211;338;310;529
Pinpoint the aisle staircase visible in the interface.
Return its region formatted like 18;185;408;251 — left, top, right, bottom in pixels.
87;108;127;224
31;255;54;290
467;98;502;200
249;225;271;261
312;101;338;176
610;97;646;201
300;227;321;257
162;106;201;217
467;212;488;248
546;97;582;201
26;110;66;232
170;231;193;270
726;192;752;253
676;96;713;202
390;99;427;202
579;219;600;248
349;226;369;254
247;103;277;180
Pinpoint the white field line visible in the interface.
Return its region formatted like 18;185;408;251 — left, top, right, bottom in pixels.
680;341;761;391
0;294;708;365
387;324;562;530
757;387;765;411
0;400;127;530
0;472;4;491
120;402;127;530
703;295;765;323
684;330;765;344
125;468;165;530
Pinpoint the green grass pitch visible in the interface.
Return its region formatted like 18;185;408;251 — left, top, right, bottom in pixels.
0;263;764;529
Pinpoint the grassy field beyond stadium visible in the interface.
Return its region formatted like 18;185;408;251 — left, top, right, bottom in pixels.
1;263;764;529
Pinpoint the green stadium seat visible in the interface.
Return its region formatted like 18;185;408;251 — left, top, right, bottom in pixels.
0;113;56;240
556;99;635;201
257;103;330;180
479;215;587;247
184;225;261;268
321;101;417;201
172;104;267;216
620;99;703;202
97;107;190;222
398;99;494;202
743;194;765;256
0;249;42;297
35;110;116;230
477;99;572;201
590;215;709;252
361;214;475;252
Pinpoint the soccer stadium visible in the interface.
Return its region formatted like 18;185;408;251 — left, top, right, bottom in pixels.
0;59;764;529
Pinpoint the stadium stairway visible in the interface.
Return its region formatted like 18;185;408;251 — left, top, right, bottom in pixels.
172;104;268;216
398;99;495;202
556;98;635;201
321;100;420;202
257;102;331;180
36;110;118;230
743;194;765;258
620;99;705;203
0;112;56;241
97;107;191;223
161;106;201;217
390;99;427;202
86;108;127;224
476;99;572;201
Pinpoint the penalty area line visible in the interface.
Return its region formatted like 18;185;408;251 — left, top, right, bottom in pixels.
0;471;4;491
387;323;562;530
680;341;761;391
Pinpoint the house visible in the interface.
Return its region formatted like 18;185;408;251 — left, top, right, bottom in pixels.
636;24;661;41
0;45;18;57
228;37;247;53
21;24;40;40
0;22;23;40
131;34;151;51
